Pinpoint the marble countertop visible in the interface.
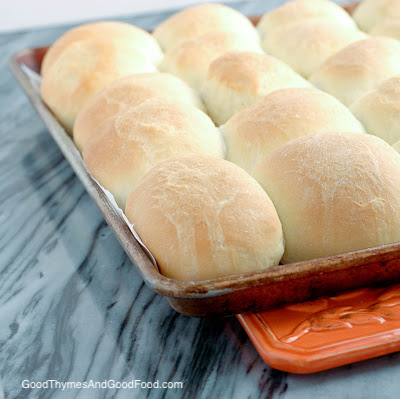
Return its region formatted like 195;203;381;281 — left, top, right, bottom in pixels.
2;1;400;398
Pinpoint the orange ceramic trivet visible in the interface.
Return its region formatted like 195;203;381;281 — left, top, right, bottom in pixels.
238;283;400;374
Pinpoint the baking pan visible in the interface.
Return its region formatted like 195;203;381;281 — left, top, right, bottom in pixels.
11;3;400;317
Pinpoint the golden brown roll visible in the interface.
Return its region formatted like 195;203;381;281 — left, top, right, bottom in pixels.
125;156;284;281
73;73;205;152
262;19;366;78
83;98;224;209
221;87;365;173
353;0;400;32
41;37;157;134
201;51;311;126
257;0;356;39
41;21;163;77
159;30;263;90
309;37;400;106
252;132;400;264
153;3;259;51
350;75;400;145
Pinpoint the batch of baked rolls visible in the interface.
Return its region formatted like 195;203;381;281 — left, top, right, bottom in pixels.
40;0;400;281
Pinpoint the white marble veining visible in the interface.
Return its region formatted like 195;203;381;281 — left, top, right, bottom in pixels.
1;1;400;398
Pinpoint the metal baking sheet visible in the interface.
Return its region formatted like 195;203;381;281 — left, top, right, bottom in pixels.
10;5;400;317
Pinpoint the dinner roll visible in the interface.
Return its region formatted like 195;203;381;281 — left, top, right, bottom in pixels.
125;156;284;281
257;0;356;39
309;37;400;106
221;88;365;173
159;30;263;90
353;0;400;32
371;18;400;40
153;3;259;51
252;132;400;264
201;51;311;126
83;98;224;209
262;19;366;78
73;73;205;152
350;76;400;145
41;21;163;77
41;38;157;134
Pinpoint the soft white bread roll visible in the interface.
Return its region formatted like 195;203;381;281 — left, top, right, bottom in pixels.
83;98;224;209
353;0;400;32
159;30;263;90
309;37;400;106
350;76;400;145
41;38;157;134
221;88;365;173
153;3;259;51
73;73;205;152
262;19;366;78
201;51;311;126
257;0;356;39
252;132;400;264
125;156;284;281
371;18;400;40
41;21;163;77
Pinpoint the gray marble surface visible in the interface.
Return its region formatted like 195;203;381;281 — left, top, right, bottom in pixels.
2;1;400;398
